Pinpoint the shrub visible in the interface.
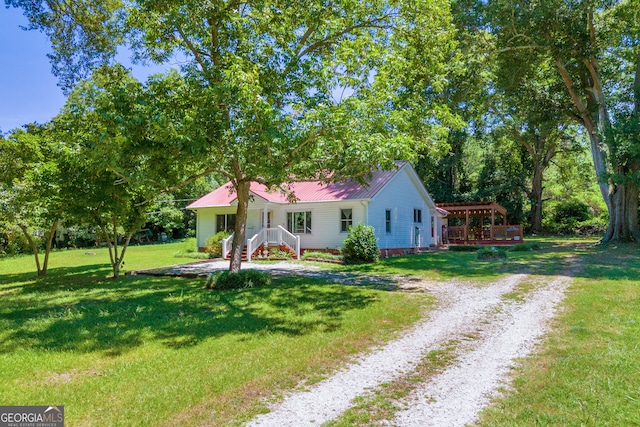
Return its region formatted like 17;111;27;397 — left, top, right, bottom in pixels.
476;246;507;260
547;200;593;234
267;248;292;259
342;223;379;265
509;243;540;252
448;245;479;252
301;251;343;262
205;270;272;290
204;231;231;257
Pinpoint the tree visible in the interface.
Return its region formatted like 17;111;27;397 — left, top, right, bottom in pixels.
489;58;574;232
0;125;63;276
54;66;196;278
10;0;458;271
484;0;640;242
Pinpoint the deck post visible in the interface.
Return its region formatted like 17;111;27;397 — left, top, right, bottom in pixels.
465;209;469;242
490;209;495;240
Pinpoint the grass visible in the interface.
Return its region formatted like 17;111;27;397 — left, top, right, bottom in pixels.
3;236;638;426
477;241;640;426
0;242;428;426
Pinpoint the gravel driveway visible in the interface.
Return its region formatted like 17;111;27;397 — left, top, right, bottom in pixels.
244;269;570;427
138;260;571;426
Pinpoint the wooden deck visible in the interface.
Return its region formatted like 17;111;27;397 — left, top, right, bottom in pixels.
444;225;524;245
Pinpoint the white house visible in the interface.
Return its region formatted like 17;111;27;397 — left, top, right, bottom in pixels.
187;161;447;259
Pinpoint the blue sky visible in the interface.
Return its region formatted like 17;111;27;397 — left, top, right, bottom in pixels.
0;6;176;133
0;6;67;132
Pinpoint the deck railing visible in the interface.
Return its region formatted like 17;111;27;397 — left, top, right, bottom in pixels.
445;225;523;244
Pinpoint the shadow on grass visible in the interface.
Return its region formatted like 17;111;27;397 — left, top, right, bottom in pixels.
0;272;379;356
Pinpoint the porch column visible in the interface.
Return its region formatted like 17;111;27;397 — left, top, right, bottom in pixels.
262;208;268;229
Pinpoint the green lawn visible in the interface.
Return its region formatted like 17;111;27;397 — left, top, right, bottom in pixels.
477;241;640;426
0;242;429;426
2;238;638;426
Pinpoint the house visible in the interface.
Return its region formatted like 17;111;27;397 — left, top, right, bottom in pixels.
187;161;448;260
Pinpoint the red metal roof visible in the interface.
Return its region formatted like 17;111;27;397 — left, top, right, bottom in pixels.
187;162;407;208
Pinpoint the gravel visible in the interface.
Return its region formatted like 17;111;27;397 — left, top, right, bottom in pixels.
246;272;570;427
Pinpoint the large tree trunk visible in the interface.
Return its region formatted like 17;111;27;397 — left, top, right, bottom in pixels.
229;180;251;273
529;161;544;233
602;172;640;242
555;57;639;243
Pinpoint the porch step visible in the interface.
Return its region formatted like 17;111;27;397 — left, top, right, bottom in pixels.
224;244;297;260
224;245;264;261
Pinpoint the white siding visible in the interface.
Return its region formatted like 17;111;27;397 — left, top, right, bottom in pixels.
369;167;433;249
195;206;236;248
270;201;366;249
193;165;441;251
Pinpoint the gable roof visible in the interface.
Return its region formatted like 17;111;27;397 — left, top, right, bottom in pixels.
187;161;409;209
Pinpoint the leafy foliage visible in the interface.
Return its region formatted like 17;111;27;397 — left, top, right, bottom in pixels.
0;125;63;274
301;251;343;262
508;243;540;252
8;0;460;272
203;231;231;258
476;246;507;260
342;223;379;265
205;270;272;290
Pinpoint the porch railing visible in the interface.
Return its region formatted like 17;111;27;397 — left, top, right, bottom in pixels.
222;233;234;259
242;226;301;262
278;226;301;260
246;228;267;262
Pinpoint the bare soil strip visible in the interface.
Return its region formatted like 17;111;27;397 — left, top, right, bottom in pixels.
247;274;539;427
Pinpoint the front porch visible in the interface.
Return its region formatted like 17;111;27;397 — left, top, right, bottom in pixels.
437;202;524;245
222;226;301;261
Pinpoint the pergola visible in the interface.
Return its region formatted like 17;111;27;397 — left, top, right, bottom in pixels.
437;202;507;227
436;202;521;244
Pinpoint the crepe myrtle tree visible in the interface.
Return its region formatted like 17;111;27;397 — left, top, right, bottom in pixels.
10;0;459;271
0;125;63;276
53;66;205;278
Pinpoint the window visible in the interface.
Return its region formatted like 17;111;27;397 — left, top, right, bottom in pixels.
287;211;312;234
414;209;422;223
340;209;353;232
385;210;392;233
216;214;236;232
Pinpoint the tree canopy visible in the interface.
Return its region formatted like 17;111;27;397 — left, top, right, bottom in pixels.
9;0;459;270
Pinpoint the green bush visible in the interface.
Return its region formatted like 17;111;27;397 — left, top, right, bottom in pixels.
205;270;272;290
0;227;43;256
204;231;231;257
267;248;292;259
301;251;343;261
476;246;507;260
509;243;540;252
546;200;593;234
342;223;379;265
448;245;479;252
